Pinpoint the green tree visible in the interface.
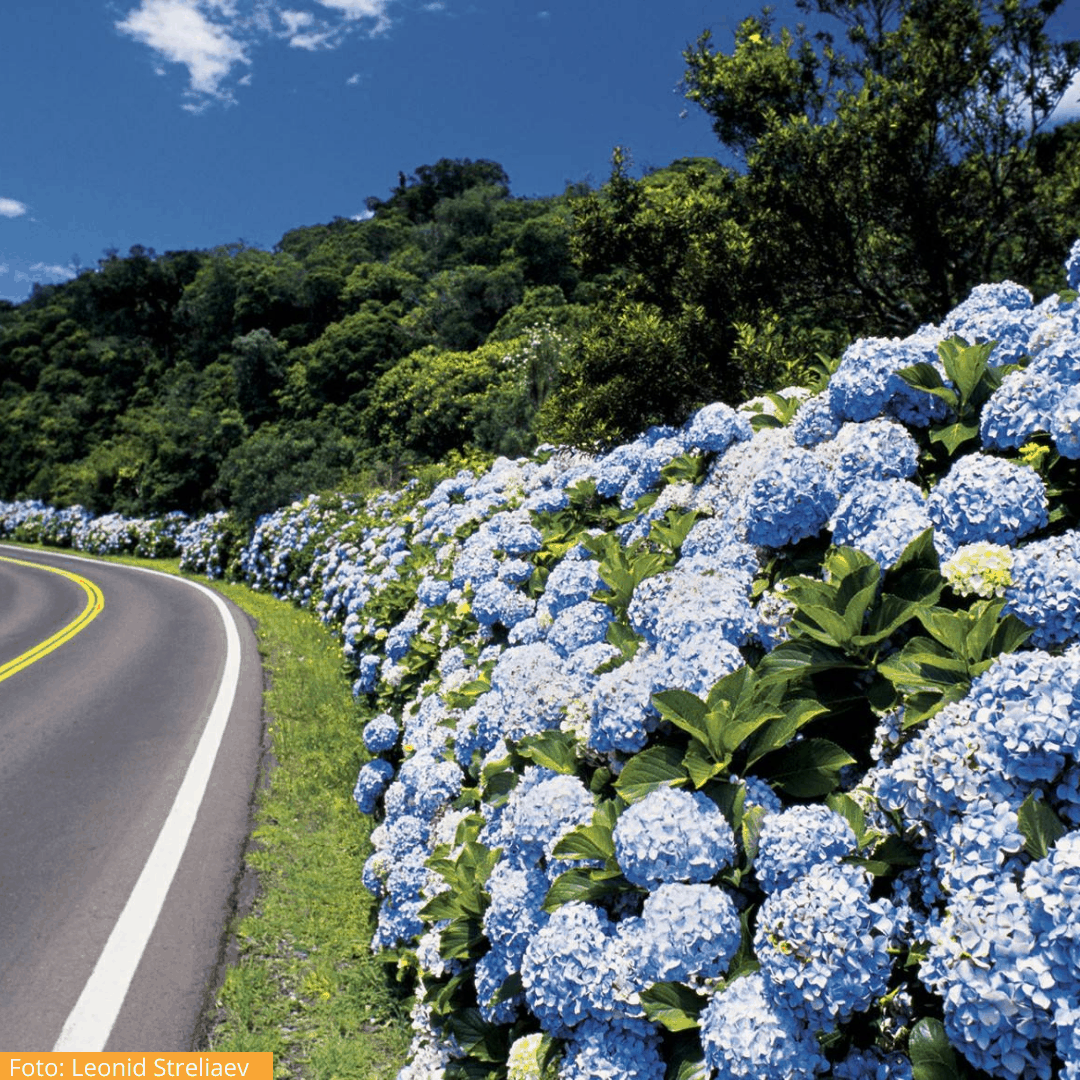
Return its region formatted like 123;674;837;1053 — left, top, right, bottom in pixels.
682;0;1080;331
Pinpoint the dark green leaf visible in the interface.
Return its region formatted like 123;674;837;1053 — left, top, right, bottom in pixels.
909;1017;960;1080
640;982;707;1032
543;867;631;913
666;1031;709;1080
929;420;980;455
758;738;855;797
445;1008;509;1063
1018;792;1067;859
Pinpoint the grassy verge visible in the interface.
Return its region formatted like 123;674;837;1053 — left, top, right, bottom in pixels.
201;579;412;1076
2;544;412;1077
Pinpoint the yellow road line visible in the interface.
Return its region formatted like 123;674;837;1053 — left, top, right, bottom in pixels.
0;556;105;682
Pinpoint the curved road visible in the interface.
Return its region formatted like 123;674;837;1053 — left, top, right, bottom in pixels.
0;544;265;1051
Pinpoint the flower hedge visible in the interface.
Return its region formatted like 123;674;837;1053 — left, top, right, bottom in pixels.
3;239;1080;1080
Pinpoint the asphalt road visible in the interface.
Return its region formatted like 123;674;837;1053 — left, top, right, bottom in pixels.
0;545;265;1051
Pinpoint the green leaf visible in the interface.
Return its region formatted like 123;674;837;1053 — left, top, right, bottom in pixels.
666;1031;709;1080
605;619;642;662
826;792;867;846
614;743;688;802
938;337;995;406
758;738;855;797
755;639;863;687
1017;792;1068;859
517;729;579;774
991;612;1034;656
909;1017;960;1080
683;739;725;787
929;420;980;455
653;688;711;743
553;800;619;861
898;362;958;407
640;982;707;1032
445;1008;509;1063
542;867;630;913
743;696;829;766
439;916;486;960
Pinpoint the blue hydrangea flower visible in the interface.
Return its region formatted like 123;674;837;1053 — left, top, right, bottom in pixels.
754;805;856;894
830;479;933;568
353;758;395;814
930;798;1027;895
587;646;669;754
832;1048;913;1080
938;281;1036;366
1051;384;1080;459
927;454;1048;551
828;336;941;424
824;419;920;495
504;770;595;869
471;577;536;628
520;901;638;1035
635;882;741;982
921;879;1058;1080
558;1016;666;1080
363;712;399;753
628;563;755;650
743;449;837;549
699;972;828;1080
980;366;1063;451
755;862;898;1030
613;785;735;888
683;402;754;453
537;556;607;620
482;861;550;967
1067;238;1080;291
1005;532;1080;648
792;393;842;447
547;601;613;657
473;947;524;1024
416;575;452;608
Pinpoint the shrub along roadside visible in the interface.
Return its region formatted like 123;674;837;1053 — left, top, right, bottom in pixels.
3;544;412;1078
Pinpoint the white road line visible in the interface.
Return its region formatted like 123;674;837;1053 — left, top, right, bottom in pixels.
6;552;246;1052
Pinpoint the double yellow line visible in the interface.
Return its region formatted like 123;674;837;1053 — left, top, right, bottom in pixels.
0;555;105;683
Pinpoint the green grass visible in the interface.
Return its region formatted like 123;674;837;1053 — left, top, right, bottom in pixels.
1;543;412;1077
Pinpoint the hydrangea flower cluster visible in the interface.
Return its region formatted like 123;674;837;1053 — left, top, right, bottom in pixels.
612;786;735;889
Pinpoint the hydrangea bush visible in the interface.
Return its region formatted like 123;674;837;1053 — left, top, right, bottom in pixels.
3;241;1080;1080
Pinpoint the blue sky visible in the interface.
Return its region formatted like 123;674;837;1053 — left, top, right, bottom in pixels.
3;0;1079;303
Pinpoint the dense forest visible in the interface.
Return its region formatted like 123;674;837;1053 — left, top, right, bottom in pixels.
2;0;1078;525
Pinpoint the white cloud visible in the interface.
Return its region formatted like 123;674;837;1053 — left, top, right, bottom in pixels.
116;0;406;107
279;8;313;34
351;208;375;220
346;71;362;84
0;197;28;218
0;263;9;276
315;0;394;34
116;0;250;99
14;262;77;284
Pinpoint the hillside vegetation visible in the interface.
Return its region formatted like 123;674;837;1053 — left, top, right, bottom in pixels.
3;0;1079;530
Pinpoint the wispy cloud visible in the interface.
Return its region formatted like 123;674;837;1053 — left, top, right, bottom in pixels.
116;0;250;102
0;197;28;218
14;262;78;284
116;0;413;106
0;263;9;276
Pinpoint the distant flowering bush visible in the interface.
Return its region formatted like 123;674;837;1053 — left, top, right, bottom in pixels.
4;240;1080;1080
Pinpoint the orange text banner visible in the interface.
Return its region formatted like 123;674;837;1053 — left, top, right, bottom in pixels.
0;1056;271;1080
